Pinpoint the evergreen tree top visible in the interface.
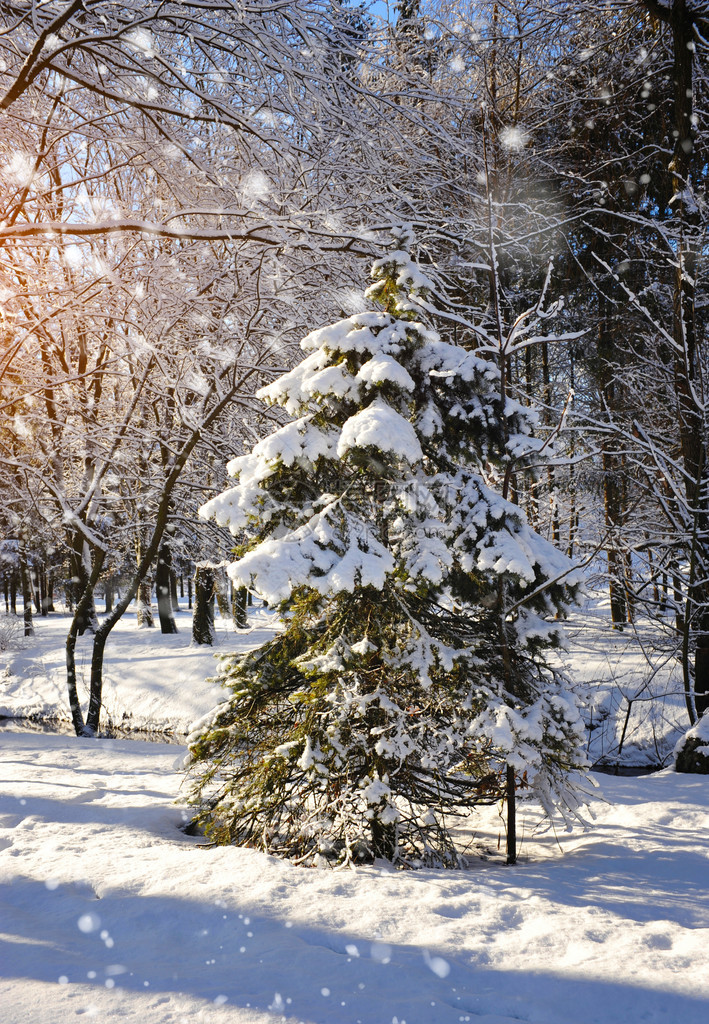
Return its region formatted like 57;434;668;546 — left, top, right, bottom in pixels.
200;239;580;621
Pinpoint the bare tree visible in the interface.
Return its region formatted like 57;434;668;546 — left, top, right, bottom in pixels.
0;1;383;734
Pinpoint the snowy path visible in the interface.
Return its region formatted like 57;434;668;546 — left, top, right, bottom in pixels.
1;732;708;1024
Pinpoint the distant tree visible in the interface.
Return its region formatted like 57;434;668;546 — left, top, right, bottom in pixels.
187;236;588;866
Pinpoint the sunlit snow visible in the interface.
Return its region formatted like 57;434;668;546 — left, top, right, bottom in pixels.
1;718;707;1024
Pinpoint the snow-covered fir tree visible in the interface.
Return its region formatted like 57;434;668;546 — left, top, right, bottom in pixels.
186;232;588;867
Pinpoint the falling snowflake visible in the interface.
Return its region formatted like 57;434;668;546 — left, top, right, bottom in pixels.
500;126;529;152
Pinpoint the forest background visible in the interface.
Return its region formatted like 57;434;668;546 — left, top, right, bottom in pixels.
1;0;709;740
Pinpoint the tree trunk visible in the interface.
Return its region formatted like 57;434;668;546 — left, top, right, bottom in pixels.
663;1;709;719
69;533;98;635
46;569;55;612
192;566;215;645
694;640;709;717
541;341;561;546
597;293;628;628
136;581;154;628
232;584;248;629
86;626;110;735
19;538;33;637
370;817;396;861
603;452;627;628
156;543;178;634
66;625;87;736
32;566;42;615
215;573;231;621
66;548;107;736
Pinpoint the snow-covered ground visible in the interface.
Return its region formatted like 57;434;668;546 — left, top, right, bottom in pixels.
0;603;275;738
1;601;707;1023
2;731;708;1024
